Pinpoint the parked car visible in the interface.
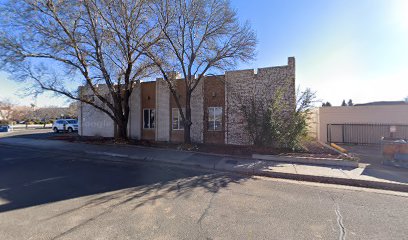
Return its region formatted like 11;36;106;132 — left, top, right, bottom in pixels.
52;119;79;133
0;125;13;132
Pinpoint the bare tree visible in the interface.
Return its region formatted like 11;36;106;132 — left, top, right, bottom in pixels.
8;106;30;122
34;106;76;127
0;0;160;139
146;0;256;143
0;99;13;122
67;102;79;118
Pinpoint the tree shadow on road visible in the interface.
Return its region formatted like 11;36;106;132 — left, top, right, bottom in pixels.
34;169;247;240
0;146;251;215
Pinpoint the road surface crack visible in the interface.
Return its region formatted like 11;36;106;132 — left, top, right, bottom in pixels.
330;195;346;240
335;203;346;240
324;192;347;240
196;191;217;240
197;192;216;225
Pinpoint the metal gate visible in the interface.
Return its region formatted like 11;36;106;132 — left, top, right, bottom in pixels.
327;124;408;144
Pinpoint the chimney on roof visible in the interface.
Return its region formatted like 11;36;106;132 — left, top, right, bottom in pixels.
288;57;295;69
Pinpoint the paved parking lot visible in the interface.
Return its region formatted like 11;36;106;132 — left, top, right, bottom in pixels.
340;144;386;166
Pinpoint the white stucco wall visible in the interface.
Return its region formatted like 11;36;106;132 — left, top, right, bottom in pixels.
78;85;114;138
78;85;141;138
156;79;170;141
128;83;141;139
79;102;115;138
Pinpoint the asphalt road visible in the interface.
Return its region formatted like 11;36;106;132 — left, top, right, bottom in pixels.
0;128;57;139
0;144;407;240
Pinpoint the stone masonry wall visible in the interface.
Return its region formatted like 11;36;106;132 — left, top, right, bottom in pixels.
191;80;204;143
225;57;296;145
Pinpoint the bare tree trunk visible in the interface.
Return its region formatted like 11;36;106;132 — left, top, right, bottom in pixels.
114;88;132;140
183;94;192;144
114;108;129;140
116;118;128;140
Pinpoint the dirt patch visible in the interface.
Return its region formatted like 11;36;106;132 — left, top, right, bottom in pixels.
279;141;341;159
46;134;340;158
48;134;114;144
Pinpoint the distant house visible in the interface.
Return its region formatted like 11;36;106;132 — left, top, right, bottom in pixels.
78;57;296;145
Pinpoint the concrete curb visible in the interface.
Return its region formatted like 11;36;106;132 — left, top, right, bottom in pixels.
85;149;407;192
252;154;359;168
253;170;408;192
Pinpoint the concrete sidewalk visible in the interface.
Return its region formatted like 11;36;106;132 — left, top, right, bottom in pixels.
1;137;407;192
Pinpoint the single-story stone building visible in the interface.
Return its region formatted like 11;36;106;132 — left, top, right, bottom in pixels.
78;57;296;145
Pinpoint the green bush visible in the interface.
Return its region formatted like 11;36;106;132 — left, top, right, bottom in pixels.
241;87;315;150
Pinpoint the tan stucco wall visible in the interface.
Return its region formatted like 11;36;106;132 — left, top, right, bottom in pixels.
316;105;408;142
307;108;319;140
203;75;226;144
141;82;156;140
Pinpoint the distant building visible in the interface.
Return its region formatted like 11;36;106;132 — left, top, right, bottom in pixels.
308;104;408;144
355;101;408;106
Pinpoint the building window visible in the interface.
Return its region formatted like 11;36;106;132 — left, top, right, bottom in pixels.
143;109;155;129
172;108;184;130
208;107;222;131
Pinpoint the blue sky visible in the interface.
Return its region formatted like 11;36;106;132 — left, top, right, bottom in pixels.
0;0;407;107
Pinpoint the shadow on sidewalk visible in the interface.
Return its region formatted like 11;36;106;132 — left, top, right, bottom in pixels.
340;144;408;184
361;166;408;184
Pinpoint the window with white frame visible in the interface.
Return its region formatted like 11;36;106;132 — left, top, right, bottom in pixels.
208;107;222;131
172;108;184;130
143;109;155;129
